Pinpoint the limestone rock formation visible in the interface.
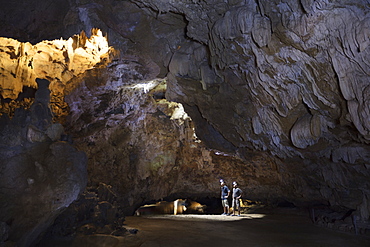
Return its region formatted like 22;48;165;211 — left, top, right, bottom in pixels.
133;0;370;202
63;58;208;212
0;29;113;124
134;0;370;157
0;29;111;100
0;0;370;242
118;0;370;223
0;79;87;246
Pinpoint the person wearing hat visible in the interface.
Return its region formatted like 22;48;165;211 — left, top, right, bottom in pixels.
220;179;230;215
231;181;242;216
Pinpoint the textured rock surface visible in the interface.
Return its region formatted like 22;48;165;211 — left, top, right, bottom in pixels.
0;0;370;242
43;183;127;239
129;0;370;220
138;0;370;155
0;79;87;246
63;59;214;211
61;56;282;213
0;28;114;130
0;29;111;100
61;54;370;236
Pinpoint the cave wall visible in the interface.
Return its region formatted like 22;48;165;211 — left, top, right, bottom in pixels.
163;0;370;158
62;56;289;216
0;0;370;242
130;0;370;216
0;78;87;246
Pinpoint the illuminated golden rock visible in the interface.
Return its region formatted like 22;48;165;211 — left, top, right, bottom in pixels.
0;28;112;100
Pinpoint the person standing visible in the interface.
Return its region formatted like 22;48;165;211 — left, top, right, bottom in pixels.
220;179;230;215
231;181;242;216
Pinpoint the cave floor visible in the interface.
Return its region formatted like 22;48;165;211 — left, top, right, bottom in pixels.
121;212;370;247
40;210;370;247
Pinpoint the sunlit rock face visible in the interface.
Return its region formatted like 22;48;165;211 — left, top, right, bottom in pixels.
0;78;87;246
0;28;112;119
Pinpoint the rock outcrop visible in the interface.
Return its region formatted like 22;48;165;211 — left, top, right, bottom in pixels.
0;28;111;99
43;183;127;239
0;29;113;122
0;78;87;246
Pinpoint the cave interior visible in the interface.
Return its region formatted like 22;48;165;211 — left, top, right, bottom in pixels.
0;0;370;246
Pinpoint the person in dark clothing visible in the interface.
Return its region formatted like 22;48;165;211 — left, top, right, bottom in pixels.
231;181;242;216
220;179;230;216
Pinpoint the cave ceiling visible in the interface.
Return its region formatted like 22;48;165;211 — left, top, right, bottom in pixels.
1;0;368;160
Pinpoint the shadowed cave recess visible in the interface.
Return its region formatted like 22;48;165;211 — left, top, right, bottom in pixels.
0;0;370;246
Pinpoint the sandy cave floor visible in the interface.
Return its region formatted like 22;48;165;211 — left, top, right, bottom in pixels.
39;210;370;247
121;213;370;247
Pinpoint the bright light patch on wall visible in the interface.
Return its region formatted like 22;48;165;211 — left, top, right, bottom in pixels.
193;128;201;143
131;79;161;93
214;151;230;156
170;103;188;120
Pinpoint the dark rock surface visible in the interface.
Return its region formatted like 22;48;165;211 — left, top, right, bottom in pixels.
0;79;87;246
128;0;370;223
42;183;126;240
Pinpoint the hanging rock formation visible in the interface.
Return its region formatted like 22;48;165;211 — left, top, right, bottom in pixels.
0;28;111;99
0;28;113;122
125;0;370;222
